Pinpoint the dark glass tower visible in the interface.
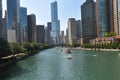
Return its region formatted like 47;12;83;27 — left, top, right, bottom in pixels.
81;0;96;44
27;14;36;42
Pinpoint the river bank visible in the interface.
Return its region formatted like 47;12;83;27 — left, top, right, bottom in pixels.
0;47;52;69
73;47;120;52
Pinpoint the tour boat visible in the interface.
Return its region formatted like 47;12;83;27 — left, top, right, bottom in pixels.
66;48;72;54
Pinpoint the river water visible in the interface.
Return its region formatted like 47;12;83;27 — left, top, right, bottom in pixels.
0;47;120;80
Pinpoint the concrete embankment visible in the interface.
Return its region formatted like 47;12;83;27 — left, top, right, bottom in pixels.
73;47;120;52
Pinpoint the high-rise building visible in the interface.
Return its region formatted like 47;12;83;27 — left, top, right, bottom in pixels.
81;0;96;44
96;0;113;37
47;22;52;44
109;0;120;36
36;25;45;44
65;28;69;45
2;18;7;40
60;31;65;44
51;1;60;45
27;14;36;42
2;11;7;41
7;0;20;43
20;7;27;42
0;0;2;38
76;20;82;44
68;18;77;45
45;27;48;44
96;0;120;36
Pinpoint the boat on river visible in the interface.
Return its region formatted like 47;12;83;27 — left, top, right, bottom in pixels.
67;54;72;59
60;49;63;52
65;48;72;54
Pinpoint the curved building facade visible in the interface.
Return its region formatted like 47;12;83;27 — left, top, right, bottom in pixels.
51;1;60;45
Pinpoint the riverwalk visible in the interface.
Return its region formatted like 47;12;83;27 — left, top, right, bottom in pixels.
73;47;120;52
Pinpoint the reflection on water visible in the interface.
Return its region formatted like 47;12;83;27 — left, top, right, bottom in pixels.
0;48;120;80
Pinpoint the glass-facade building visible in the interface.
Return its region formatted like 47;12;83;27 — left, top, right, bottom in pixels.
7;0;20;42
96;0;111;37
51;1;60;45
20;7;27;42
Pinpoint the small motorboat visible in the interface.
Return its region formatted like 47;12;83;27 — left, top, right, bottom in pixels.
93;54;98;57
118;54;120;56
67;54;72;59
60;49;63;51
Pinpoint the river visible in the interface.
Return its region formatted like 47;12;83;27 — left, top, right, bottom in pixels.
0;47;120;80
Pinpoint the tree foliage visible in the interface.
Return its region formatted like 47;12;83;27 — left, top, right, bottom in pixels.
104;32;116;37
0;38;11;57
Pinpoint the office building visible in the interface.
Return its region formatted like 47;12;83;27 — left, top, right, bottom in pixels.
68;18;77;45
20;7;27;42
51;1;60;45
65;28;69;45
76;20;82;44
2;11;7;41
36;25;45;44
7;0;20;43
60;31;65;44
27;14;36;42
81;0;96;44
47;22;52;44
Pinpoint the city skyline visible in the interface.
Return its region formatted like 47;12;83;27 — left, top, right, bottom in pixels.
2;0;85;33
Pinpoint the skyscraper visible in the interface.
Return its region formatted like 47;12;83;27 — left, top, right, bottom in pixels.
20;7;27;42
81;0;96;44
7;0;20;43
36;25;45;44
68;18;77;45
51;1;60;45
76;20;82;45
60;31;65;45
2;11;7;41
96;0;112;37
27;14;36;42
47;22;52;44
0;0;2;38
96;0;120;36
65;28;69;45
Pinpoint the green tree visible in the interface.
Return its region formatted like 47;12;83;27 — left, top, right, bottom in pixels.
0;38;11;57
10;43;25;54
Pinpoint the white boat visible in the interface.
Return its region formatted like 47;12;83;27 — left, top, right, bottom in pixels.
118;54;120;56
93;54;98;57
67;54;72;59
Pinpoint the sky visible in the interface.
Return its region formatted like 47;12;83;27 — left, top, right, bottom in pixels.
2;0;86;33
